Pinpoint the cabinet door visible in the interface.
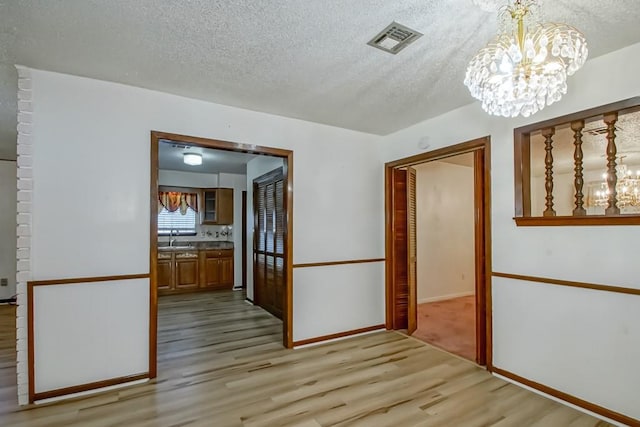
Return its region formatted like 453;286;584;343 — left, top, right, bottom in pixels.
175;254;199;289
217;188;234;225
157;256;174;292
219;257;234;287
201;189;217;224
203;257;221;288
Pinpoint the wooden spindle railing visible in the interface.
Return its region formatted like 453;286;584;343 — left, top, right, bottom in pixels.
542;127;556;217
604;112;620;215
571;120;586;216
513;97;640;225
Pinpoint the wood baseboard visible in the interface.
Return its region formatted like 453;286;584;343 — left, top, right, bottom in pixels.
293;324;385;347
492;367;639;427
418;291;475;304
31;373;149;403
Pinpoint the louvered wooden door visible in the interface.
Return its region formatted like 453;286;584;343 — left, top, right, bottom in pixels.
392;169;409;329
253;168;285;320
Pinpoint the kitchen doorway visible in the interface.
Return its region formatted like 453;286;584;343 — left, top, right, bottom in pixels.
149;131;294;379
385;137;492;367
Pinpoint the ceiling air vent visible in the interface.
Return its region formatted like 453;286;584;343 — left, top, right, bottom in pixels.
367;21;423;54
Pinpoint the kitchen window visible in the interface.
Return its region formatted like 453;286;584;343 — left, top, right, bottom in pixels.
157;207;197;235
158;186;199;235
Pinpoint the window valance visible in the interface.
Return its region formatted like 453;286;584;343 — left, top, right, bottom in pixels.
158;191;199;215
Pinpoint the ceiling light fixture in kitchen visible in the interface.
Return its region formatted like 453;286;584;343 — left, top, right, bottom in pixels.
183;152;202;166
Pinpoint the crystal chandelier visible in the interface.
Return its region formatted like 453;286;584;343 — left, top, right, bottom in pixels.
465;0;588;118
591;160;640;210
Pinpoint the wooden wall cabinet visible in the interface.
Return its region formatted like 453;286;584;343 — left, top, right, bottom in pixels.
201;188;233;225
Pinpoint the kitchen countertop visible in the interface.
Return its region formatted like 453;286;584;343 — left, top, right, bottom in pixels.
158;241;234;251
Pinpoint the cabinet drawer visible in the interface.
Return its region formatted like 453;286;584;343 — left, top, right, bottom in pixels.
158;253;173;260
205;249;233;258
176;251;199;259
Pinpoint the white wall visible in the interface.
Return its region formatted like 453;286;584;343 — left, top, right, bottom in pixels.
415;161;475;303
158;169;218;188
33;278;148;393
293;262;385;339
0;160;16;299
380;42;640;420
245;156;284;300
23;68;385;401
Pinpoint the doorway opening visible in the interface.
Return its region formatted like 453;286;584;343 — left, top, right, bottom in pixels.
149;132;294;379
385;137;492;368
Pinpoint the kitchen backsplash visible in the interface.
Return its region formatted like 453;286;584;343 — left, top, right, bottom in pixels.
158;224;234;242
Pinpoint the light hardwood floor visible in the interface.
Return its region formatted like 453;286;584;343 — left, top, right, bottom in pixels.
0;292;612;426
0;304;17;414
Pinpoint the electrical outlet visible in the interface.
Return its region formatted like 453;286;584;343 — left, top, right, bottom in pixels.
0;278;7;287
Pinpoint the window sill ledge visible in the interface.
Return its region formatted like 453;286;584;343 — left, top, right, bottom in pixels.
514;215;640;226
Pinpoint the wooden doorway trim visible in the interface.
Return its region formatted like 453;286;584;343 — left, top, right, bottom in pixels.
242;190;247;288
384;136;492;369
149;131;294;379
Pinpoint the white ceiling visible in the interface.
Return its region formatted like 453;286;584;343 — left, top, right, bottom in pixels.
2;1;640;159
158;140;257;174
439;152;474;168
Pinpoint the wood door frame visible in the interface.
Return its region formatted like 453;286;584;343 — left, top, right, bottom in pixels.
384;136;492;369
242;190;247;288
150;131;294;379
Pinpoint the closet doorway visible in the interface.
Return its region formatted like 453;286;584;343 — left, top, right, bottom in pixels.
385;137;492;367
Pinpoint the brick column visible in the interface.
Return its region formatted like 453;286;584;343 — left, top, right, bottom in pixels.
15;65;32;405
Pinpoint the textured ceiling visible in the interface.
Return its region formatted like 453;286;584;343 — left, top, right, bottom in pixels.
158;140;257;174
1;1;640;159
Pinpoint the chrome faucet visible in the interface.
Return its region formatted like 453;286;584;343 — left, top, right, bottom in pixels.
169;229;178;247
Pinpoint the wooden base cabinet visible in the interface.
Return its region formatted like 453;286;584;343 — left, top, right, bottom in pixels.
157;248;234;295
175;252;199;290
219;257;234;285
200;249;234;290
157;253;173;291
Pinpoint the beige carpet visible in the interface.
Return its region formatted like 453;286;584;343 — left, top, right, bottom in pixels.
412;295;476;361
